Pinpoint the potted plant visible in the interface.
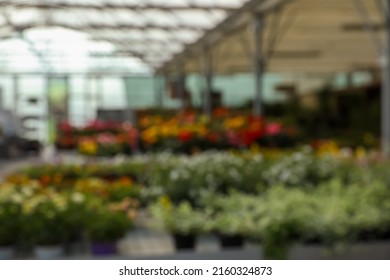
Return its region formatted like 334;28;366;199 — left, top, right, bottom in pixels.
86;207;132;256
61;192;93;255
0;199;22;259
30;193;68;259
201;191;259;249
212;212;247;248
149;198;206;250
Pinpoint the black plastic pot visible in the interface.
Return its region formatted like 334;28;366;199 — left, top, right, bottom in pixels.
219;234;244;248
173;234;196;250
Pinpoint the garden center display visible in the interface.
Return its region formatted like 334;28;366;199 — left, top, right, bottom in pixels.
2;148;390;259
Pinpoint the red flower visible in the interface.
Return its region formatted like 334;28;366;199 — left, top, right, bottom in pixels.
59;121;73;133
248;117;265;131
86;120;105;130
60;136;75;147
207;132;220;143
178;131;193;143
241;129;263;146
127;129;139;150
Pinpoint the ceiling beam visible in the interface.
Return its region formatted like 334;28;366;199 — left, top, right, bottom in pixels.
0;2;237;11
157;0;292;73
6;22;207;33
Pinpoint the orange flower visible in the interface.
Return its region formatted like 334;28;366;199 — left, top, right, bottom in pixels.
139;117;151;128
118;176;133;185
116;134;127;143
40;175;51;185
213;107;230;118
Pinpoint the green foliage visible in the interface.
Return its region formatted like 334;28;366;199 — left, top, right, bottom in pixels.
199;179;390;259
0;200;23;246
86;209;132;243
30;194;68;245
149;198;209;235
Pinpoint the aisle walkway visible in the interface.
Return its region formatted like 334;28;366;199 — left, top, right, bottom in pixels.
115;210;260;259
0;157;38;180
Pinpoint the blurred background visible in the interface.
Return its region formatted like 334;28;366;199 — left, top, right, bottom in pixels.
1;0;390;260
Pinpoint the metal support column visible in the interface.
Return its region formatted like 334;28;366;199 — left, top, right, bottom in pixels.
84;76;90;124
253;14;265;117
12;75;19;114
64;75;70;123
382;1;390;157
154;75;163;109
177;62;186;110
45;75;52;144
96;76;103;110
122;76;135;124
160;74;166;109
203;46;213;116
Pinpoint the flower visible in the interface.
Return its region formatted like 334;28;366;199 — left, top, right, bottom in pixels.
97;133;116;145
178;131;193;143
78;137;98;155
58;121;73;133
213;107;230;118
223;116;246;130
141;127;158;144
265;123;282;136
207;132;220;143
160;196;172;209
70;192;85;204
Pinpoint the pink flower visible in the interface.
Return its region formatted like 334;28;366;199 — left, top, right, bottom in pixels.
226;130;241;146
86;120;106;130
265;123;282;136
97;133;116;145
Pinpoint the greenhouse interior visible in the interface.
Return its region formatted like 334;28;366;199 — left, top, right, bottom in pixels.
1;0;390;260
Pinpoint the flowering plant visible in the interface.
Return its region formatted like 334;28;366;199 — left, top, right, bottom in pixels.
0;188;25;246
0;184;39;246
149;197;208;235
86;204;133;243
23;190;69;246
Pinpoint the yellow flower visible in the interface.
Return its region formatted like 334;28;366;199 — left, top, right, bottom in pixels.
159;195;172;209
78;139;97;155
141;127;158;144
197;126;208;137
224;117;246;130
317;141;340;157
250;143;261;153
160;125;173;137
355;146;367;160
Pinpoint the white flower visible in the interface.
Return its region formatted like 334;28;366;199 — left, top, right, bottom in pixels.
22;188;33;197
170;170;179;181
11;194;23;204
71;192;85;204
